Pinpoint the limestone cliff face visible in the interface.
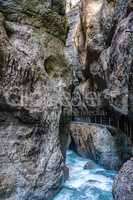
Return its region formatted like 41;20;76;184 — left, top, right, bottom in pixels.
0;1;71;199
70;0;133;116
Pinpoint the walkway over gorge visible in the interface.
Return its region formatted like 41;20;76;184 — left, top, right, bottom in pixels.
62;108;133;143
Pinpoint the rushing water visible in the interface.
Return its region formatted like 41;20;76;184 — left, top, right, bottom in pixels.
54;150;117;200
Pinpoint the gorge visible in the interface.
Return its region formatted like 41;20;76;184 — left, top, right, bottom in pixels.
0;0;133;200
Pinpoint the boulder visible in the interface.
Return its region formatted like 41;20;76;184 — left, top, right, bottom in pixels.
69;122;132;170
84;160;97;170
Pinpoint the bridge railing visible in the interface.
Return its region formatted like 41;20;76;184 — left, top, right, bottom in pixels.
60;112;133;142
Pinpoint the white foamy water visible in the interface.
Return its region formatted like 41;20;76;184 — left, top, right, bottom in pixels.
54;150;117;200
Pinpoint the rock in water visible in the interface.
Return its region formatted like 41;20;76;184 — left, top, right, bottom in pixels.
112;158;133;200
69;122;132;170
84;160;97;170
63;165;69;181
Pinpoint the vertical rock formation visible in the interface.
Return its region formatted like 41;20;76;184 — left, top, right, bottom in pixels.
65;0;84;86
0;0;71;199
71;0;133;117
67;0;133;198
72;0;108;116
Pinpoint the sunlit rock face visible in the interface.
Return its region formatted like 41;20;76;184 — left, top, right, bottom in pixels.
69;122;132;170
71;0;107;116
0;1;71;199
65;0;83;88
112;158;133;200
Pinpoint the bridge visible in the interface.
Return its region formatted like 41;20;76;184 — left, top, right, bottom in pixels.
61;108;133;143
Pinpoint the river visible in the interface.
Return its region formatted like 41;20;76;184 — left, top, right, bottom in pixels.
54;150;117;200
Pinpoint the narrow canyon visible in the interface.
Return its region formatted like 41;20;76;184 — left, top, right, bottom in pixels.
0;0;133;200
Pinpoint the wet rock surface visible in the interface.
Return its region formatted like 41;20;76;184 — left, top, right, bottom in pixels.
112;158;133;200
84;160;97;170
69;122;132;170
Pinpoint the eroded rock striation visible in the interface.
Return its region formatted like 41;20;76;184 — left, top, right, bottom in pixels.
0;0;71;199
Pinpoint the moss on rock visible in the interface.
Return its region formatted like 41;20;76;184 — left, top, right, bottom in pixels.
44;55;70;79
0;0;68;42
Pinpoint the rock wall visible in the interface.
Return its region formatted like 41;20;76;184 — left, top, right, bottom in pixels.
71;0;133;117
0;1;71;199
65;0;83;86
66;1;133;197
112;158;133;200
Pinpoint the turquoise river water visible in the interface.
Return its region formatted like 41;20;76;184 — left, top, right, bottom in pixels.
54;150;117;200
